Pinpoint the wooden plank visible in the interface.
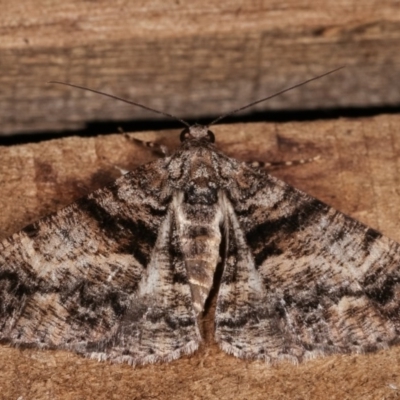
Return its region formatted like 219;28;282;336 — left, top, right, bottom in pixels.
1;0;400;135
1;115;400;399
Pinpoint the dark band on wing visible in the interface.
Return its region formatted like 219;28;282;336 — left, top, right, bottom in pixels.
246;198;329;266
77;196;159;267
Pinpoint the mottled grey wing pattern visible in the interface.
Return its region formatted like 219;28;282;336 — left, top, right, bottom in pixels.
0;159;200;365
216;166;400;362
3;125;400;367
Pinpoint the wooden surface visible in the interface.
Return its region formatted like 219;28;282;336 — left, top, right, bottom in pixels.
1;0;400;135
1;116;400;399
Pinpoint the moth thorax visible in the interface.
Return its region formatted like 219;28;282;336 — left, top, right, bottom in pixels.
185;180;218;205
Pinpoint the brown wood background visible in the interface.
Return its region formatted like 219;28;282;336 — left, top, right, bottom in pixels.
1;116;400;399
2;1;400;399
1;0;400;135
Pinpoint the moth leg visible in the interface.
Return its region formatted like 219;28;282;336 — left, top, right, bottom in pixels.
120;128;169;156
247;155;320;172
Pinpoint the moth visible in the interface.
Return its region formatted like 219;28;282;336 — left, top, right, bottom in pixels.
1;68;400;367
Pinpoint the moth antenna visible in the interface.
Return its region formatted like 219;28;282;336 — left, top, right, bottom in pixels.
208;66;345;126
48;81;191;128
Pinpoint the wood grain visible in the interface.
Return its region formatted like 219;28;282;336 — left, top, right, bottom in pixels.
1;116;400;399
1;0;400;135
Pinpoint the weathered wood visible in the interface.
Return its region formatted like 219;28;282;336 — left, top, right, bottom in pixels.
1;0;400;135
1;116;400;399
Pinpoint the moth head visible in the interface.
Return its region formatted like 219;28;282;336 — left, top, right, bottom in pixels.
180;124;215;143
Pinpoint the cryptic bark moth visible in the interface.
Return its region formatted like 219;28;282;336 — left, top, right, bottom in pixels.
1;70;399;366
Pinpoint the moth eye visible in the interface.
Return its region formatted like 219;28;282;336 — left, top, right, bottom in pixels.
207;130;215;143
180;128;191;142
